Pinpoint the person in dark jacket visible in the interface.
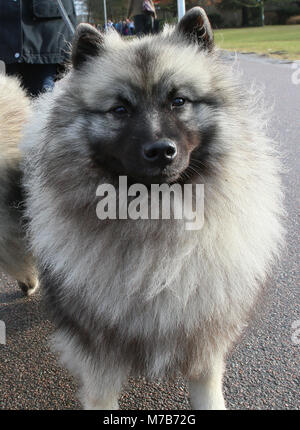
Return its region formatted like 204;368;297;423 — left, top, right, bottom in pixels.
127;0;156;36
0;0;76;96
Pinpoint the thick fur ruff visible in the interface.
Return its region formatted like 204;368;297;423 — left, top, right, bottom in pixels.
0;75;37;290
15;11;284;408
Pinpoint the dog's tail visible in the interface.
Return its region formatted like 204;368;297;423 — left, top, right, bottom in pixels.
0;75;38;295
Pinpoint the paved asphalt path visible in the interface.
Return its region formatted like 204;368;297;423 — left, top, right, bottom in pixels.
0;53;299;410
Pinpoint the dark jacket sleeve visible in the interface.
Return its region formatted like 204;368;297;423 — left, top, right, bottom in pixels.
0;0;77;65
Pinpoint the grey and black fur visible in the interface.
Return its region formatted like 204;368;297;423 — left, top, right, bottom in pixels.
1;8;284;409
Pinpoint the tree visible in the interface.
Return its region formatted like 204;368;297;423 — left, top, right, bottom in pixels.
217;0;297;26
80;0;128;23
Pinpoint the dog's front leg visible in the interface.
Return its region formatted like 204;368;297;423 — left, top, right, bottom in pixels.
188;355;226;410
53;329;128;410
79;363;129;410
76;354;131;411
82;389;120;410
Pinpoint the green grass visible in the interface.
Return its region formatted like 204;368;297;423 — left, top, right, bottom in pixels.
214;25;300;60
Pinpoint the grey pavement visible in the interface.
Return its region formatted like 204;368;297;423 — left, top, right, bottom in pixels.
0;53;299;410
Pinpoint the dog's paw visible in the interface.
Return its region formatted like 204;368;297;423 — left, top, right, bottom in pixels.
83;398;119;410
18;280;39;297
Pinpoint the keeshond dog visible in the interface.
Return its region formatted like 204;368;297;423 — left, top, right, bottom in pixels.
0;75;38;296
1;8;284;409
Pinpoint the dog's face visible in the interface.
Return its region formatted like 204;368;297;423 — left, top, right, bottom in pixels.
84;70;204;185
51;8;233;189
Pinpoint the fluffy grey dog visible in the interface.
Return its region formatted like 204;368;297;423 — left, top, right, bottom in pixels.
2;8;284;409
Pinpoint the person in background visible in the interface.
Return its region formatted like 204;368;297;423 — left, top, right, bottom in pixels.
0;0;76;97
127;0;156;36
117;20;124;34
129;19;135;35
122;20;129;36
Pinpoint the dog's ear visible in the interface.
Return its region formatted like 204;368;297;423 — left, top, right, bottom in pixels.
72;24;104;69
176;7;214;51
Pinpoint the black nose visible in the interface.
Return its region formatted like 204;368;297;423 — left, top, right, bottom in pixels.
143;140;177;166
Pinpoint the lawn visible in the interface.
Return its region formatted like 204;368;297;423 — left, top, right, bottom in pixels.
214;25;300;60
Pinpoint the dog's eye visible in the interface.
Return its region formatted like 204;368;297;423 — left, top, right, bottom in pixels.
111;106;127;115
172;98;185;108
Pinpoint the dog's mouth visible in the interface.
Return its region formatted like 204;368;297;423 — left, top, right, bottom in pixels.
128;163;183;185
130;172;181;186
91;154;184;185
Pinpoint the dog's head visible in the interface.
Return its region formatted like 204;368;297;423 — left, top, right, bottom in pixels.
52;8;235;187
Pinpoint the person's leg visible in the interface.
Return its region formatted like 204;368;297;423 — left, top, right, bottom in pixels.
144;15;154;35
5;63;21;77
21;64;57;96
6;63;57;96
134;15;145;36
